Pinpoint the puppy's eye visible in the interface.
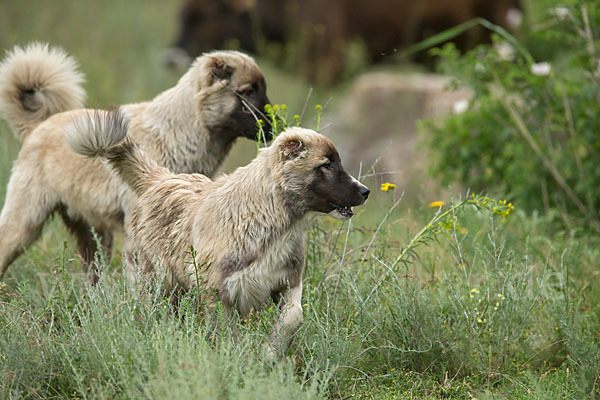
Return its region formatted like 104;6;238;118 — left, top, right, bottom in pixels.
320;162;332;170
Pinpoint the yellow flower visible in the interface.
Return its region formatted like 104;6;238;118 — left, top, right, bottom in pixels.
381;182;396;192
429;201;445;208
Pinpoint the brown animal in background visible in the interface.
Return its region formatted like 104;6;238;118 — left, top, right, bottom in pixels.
164;0;289;69
296;0;522;84
0;43;271;282
65;110;369;356
165;0;521;85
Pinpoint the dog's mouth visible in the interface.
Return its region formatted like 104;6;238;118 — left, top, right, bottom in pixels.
328;201;354;220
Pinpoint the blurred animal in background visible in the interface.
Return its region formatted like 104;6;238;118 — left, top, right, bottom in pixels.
165;0;522;85
164;0;250;68
0;43;271;283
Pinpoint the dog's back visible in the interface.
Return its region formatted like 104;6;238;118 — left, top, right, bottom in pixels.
65;110;187;196
65;109;213;284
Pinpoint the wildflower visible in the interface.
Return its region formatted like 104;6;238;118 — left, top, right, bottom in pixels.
314;104;323;111
531;62;551;76
471;288;480;294
453;99;469;114
506;8;523;28
381;182;396;191
495;42;515;61
477;318;483;323
429;201;445;208
552;7;570;20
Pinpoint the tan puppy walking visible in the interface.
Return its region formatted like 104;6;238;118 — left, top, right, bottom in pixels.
65;110;369;356
0;43;271;281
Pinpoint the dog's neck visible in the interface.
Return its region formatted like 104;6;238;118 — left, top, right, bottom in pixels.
141;75;233;177
212;154;307;253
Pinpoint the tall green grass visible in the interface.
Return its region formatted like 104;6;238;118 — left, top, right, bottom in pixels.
2;196;599;398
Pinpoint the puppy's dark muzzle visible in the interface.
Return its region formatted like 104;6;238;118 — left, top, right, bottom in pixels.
353;179;370;205
360;185;370;201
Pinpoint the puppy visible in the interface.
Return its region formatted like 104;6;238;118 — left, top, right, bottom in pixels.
0;43;271;281
64;110;369;356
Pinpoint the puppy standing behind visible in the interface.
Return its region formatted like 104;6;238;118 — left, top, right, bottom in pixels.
65;110;369;356
0;43;271;282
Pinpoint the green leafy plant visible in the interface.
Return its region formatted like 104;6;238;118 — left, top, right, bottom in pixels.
256;103;325;153
421;0;600;231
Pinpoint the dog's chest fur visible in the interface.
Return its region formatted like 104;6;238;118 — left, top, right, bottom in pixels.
222;226;305;316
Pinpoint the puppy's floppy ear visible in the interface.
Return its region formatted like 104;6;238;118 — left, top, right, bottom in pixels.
208;57;234;82
280;138;304;160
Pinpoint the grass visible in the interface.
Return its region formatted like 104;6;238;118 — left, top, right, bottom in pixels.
1;0;600;398
3;194;599;398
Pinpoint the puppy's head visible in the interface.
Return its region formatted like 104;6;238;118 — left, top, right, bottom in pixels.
272;128;369;220
192;50;272;142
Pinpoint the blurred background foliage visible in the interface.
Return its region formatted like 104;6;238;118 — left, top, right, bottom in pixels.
423;0;600;232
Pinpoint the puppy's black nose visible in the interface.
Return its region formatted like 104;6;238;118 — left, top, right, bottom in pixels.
360;186;370;200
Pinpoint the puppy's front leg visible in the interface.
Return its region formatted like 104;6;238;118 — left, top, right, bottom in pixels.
267;282;303;359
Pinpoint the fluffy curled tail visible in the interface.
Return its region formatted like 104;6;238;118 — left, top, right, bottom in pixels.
64;109;162;195
0;42;86;141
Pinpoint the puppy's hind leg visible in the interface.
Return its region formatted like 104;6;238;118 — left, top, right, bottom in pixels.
59;212;113;285
0;169;56;279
